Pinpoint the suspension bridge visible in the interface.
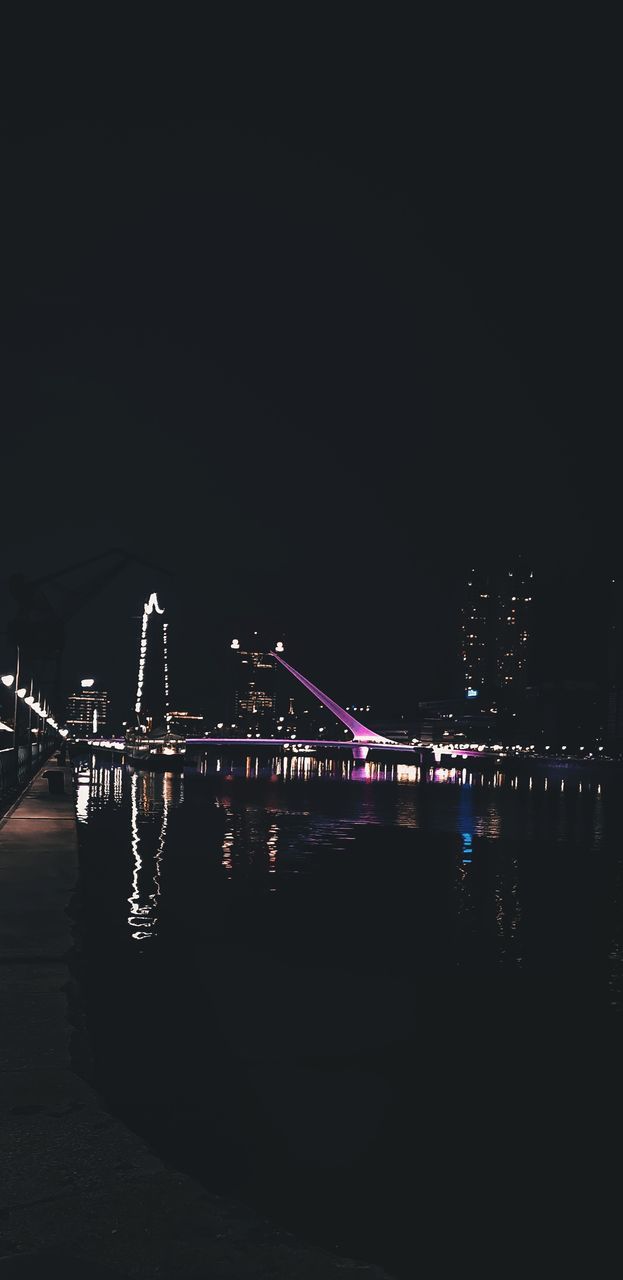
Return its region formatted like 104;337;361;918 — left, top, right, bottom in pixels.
76;591;498;766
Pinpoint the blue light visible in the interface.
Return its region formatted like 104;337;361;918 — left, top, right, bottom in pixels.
461;832;473;863
466;688;479;699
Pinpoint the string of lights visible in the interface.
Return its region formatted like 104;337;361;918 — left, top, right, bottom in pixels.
135;592;165;718
163;622;170;736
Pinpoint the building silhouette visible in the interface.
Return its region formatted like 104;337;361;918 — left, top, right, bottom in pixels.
230;633;283;734
66;679;110;737
167;710;204;737
461;562;533;703
606;576;623;753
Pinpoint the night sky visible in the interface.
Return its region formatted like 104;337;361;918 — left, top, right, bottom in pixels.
0;19;615;724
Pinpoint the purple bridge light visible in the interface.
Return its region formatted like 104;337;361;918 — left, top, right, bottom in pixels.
268;650;396;758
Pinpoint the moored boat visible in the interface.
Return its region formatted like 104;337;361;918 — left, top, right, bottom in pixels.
127;746;185;772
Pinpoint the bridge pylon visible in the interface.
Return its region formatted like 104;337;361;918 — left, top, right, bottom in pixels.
269;651;397;760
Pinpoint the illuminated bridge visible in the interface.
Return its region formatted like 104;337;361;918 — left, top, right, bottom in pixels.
185;651;493;763
79;603;507;764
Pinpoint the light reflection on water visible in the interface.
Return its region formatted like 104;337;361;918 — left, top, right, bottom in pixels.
72;750;623;1275
127;772;171;940
73;753;620;999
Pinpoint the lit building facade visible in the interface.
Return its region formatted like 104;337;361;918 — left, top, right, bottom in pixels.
607;576;623;753
230;634;284;734
66;679;110;737
461;563;533;701
167;710;204;737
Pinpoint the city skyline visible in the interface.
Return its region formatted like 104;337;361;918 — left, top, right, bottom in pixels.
39;562;619;755
4;559;616;736
0;21;618;1278
1;72;615;741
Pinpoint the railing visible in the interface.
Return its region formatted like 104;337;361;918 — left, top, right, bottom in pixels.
0;741;49;816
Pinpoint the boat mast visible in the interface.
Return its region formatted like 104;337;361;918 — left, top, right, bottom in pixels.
163;620;171;744
133;592;165;743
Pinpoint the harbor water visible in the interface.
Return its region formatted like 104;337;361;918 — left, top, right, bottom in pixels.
70;751;623;1276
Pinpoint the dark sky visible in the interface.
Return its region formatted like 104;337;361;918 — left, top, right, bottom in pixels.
0;18;616;722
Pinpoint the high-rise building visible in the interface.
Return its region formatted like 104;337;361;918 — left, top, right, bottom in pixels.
496;564;532;692
230;634;284;733
66;678;110;737
461;570;498;695
167;710;204;737
461;563;533;701
606;576;623;753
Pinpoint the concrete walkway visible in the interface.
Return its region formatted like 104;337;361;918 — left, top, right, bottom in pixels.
0;767;394;1278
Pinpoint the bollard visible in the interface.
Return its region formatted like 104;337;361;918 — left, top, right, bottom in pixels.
43;769;65;796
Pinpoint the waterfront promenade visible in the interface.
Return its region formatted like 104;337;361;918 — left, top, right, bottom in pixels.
0;766;392;1278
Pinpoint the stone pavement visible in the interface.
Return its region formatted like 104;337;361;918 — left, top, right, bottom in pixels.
0;766;394;1278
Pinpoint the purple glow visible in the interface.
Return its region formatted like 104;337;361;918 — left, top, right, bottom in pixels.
268;652;394;744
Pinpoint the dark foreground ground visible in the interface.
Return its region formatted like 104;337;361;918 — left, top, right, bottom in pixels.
71;767;623;1277
0;767;393;1278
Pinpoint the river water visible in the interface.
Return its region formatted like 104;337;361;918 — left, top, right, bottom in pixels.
71;751;623;1276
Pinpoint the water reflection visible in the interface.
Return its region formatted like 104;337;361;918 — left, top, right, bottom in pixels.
127;771;177;941
461;832;473;863
75;767;91;824
71;749;623;1280
72;751;622;1002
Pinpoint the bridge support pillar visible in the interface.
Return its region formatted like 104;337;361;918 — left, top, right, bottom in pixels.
352;744;369;761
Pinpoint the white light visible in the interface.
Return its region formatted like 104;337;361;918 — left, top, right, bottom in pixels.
135;592;165;716
59;728;69;738
275;641;284;652
231;639;240;650
81;678;95;689
17;687;27;698
25;695;35;706
217;722;224;729
1;674;15;687
163;621;170;735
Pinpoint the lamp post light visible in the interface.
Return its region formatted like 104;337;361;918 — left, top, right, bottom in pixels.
1;675;15;746
2;649;21;770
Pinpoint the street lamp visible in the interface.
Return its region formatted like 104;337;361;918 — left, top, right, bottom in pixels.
2;649;21;766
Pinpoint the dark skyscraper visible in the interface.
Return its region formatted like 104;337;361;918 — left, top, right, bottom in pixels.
461;570;498;696
461;563;533;702
66;679;110;737
606;577;623;753
229;633;284;734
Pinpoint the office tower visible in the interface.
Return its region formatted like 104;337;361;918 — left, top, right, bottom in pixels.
461;562;533;700
66;678;110;737
230;633;282;733
607;576;623;752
